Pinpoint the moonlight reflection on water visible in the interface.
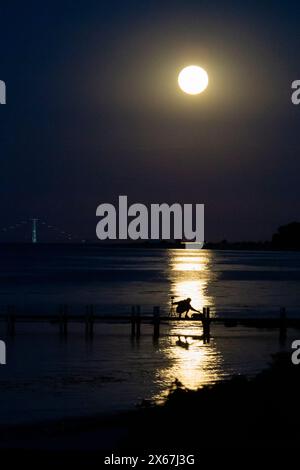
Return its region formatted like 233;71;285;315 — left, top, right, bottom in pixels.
168;249;215;313
153;250;223;401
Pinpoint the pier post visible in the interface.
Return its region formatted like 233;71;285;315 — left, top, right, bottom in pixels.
131;306;136;337
206;306;211;341
6;305;15;336
279;307;287;341
63;304;68;336
202;307;206;338
58;305;62;334
136;305;141;338
85;304;94;337
89;304;94;337
59;304;64;334
153;306;160;341
85;305;90;336
203;306;211;343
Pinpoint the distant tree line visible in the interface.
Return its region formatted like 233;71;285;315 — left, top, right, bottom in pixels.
272;221;300;250
204;222;300;251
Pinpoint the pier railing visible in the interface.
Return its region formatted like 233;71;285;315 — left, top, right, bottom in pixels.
0;305;299;342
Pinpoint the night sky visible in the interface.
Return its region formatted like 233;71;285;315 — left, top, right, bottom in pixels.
1;1;300;241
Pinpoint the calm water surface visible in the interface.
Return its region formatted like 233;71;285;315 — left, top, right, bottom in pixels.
0;246;299;424
1;246;300;315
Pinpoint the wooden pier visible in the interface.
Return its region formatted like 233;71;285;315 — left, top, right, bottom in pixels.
1;305;299;342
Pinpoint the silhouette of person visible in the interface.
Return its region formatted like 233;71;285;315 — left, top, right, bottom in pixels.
173;298;199;319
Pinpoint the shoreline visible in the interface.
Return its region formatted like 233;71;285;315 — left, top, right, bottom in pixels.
0;352;299;453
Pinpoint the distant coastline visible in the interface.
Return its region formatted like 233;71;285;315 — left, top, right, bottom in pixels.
0;221;299;250
0;240;296;251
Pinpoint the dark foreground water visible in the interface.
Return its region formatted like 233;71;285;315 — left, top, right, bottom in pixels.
0;245;299;425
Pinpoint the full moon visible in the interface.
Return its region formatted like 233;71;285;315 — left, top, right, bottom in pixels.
178;65;209;95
